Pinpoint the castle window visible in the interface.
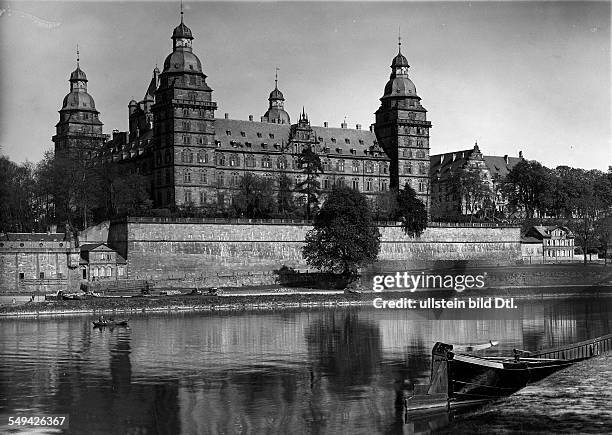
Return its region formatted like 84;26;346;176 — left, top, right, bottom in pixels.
352;179;359;190
381;180;388;191
262;156;271;168
240;132;246;137
269;133;275;139
336;177;345;187
277;156;287;169
199;191;206;204
419;181;425;192
322;159;330;172
245;142;252;147
183;136;191;144
182;121;190;131
165;169;172;184
184;170;191;183
200;170;207;184
184;190;192;203
217;154;226;166
217;171;224;186
231;172;240;186
366;178;373;191
183;109;189;116
345;139;350;144
366;162;374;173
226;130;231;136
359;139;364;145
404;162;412;174
352;161;360;173
245;154;256;168
336;159;345;172
331;138;336;143
229;154;239;167
419;163;426;175
257;132;262;138
165;149;172;163
323;178;330;189
197;152;207;163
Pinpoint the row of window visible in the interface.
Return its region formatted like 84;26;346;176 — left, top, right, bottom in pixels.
18;272;64;280
402;149;427;158
545;239;572;246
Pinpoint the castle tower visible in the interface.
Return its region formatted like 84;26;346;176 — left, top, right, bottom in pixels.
151;10;217;207
373;37;431;209
53;49;106;159
263;69;290;124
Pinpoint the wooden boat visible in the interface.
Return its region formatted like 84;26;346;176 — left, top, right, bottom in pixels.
92;320;129;328
405;333;612;413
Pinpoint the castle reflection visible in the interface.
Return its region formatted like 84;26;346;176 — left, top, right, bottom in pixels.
0;295;610;434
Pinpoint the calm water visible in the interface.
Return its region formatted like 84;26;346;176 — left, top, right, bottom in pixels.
1;295;611;434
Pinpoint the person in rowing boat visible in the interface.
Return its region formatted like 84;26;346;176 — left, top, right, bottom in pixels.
98;315;106;324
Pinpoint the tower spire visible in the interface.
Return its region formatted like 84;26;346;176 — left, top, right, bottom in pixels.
398;26;402;54
275;67;279;89
180;0;184;23
76;44;80;67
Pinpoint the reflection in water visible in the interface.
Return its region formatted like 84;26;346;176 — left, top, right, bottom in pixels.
0;295;610;434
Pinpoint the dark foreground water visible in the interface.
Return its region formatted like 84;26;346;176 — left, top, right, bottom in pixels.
1;294;611;434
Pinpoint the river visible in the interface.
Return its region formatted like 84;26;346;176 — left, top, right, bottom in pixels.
0;293;611;434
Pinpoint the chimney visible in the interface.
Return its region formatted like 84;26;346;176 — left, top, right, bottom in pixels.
224;113;229;119
356;124;361;130
519;150;523;159
248;115;253;121
323;121;328;128
504;154;509;164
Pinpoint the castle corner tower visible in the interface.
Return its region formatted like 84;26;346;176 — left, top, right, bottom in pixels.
53;51;106;159
151;11;218;208
373;38;431;209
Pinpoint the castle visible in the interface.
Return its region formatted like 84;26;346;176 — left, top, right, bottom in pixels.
52;13;431;211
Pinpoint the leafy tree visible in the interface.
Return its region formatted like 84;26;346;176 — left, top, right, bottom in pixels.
450;167;493;221
231;173;276;218
276;173;297;217
502;160;550;218
302;186;380;277
395;183;428;237
295;146;323;220
371;190;398;221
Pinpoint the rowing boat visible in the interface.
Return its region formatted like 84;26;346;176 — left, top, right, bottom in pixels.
405;333;612;412
92;320;129;328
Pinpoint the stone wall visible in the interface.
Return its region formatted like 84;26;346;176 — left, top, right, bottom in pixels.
107;218;522;284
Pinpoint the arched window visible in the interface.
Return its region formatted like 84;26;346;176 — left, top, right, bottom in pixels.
262;156;271;168
352;161;360;173
277;156;287;169
92;267;98;277
217;154;226;166
229;154;239;167
404;163;412;174
107;267;113;277
418;163;426;175
200;170;207;184
231;172;240;186
245;154;256;167
184;170;191;183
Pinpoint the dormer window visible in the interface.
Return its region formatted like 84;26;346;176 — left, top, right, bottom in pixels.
336;148;342;153
331;138;336;143
225;130;231;136
245;142;251;147
358;139;364;145
261;142;268;148
240;132;246;137
345;139;350;144
269;133;275;139
257;132;262;138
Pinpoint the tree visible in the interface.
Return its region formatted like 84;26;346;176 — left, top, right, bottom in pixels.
295;146;323;220
231;173;276;218
276;173;297;218
395;183;428;237
450;167;493;221
503;160;550;218
302;186;380;277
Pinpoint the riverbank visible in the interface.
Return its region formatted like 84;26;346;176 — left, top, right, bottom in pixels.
445;351;612;433
1;284;612;318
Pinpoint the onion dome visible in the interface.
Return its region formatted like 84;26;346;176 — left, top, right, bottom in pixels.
172;22;193;40
70;66;88;82
269;87;284;101
381;44;418;99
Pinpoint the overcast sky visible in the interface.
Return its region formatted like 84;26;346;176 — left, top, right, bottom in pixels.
1;1;610;170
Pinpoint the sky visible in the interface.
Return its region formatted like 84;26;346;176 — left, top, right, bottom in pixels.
0;1;610;170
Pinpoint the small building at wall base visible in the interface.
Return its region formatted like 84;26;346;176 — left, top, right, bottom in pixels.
79;243;127;281
0;232;81;293
522;225;575;263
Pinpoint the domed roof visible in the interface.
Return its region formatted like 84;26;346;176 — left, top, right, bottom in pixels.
129;99;138;106
391;52;409;68
383;76;417;98
61;91;97;111
172;22;193;40
70;66;87;82
264;107;290;124
163;50;202;73
269;87;284;101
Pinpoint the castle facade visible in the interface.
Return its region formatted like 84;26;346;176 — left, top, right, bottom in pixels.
52;15;431;211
